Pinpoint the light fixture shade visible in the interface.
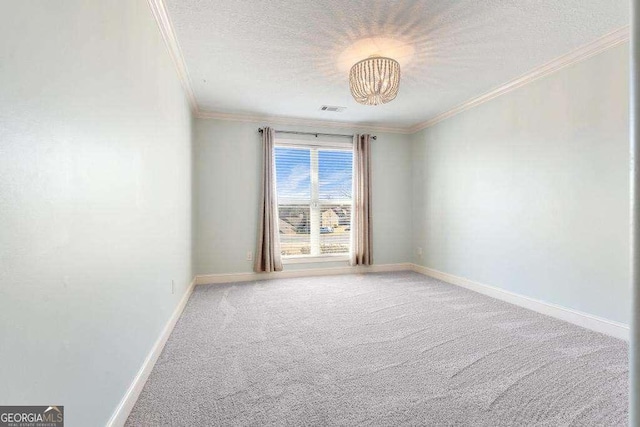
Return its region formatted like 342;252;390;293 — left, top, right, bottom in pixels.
349;56;400;106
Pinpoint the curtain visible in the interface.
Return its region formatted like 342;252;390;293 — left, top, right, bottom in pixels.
351;134;373;266
254;127;283;272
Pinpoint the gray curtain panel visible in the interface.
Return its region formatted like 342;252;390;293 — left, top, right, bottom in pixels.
351;134;373;266
254;127;283;273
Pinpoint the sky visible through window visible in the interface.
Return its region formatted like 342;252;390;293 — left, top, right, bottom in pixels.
275;147;353;201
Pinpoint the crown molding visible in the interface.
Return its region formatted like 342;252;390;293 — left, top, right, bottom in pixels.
196;110;413;134
147;0;628;136
147;0;200;114
408;25;630;133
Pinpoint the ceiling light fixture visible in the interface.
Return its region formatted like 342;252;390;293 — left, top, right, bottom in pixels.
349;55;400;106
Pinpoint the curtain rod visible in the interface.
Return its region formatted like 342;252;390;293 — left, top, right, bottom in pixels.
258;128;377;140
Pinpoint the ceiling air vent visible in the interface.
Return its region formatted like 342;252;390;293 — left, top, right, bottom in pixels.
320;105;346;112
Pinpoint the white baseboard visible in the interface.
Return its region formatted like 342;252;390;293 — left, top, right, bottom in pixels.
410;264;629;341
195;263;413;285
106;278;196;427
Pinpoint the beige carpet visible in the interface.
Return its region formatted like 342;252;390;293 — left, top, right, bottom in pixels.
127;271;628;426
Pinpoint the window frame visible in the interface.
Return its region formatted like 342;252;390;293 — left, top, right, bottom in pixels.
274;138;354;264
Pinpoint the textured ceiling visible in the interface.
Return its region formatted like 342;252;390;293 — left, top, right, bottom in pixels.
164;0;629;128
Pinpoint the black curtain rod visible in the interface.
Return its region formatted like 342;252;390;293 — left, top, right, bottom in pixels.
258;128;377;140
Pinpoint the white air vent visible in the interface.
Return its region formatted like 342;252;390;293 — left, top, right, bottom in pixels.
320;105;346;112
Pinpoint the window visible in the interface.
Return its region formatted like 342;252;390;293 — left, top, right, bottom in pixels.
274;140;353;260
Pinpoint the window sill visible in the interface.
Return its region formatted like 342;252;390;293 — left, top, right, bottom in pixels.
282;255;350;264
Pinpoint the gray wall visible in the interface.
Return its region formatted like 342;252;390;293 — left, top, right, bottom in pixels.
194;119;413;274
411;43;630;324
0;1;193;425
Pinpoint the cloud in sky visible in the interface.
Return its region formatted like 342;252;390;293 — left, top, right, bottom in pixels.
319;169;352;199
277;163;311;200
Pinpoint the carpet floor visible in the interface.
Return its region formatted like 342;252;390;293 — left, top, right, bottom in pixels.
126;271;628;426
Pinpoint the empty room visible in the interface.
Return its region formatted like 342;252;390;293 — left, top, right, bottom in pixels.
1;1;638;426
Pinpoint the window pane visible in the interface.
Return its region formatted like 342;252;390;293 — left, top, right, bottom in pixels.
320;203;351;254
275;147;311;257
275;145;352;258
275;147;310;202
319;150;353;200
279;204;311;256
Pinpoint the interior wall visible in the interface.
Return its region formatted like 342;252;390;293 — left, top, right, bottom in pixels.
0;1;193;425
411;42;630;324
194;119;413;275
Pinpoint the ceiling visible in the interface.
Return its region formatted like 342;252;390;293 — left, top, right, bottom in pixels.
163;0;629;130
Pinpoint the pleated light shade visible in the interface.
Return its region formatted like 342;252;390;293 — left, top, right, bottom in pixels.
349;56;400;106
